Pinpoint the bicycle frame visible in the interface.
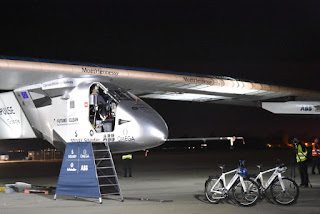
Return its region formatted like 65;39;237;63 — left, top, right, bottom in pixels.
211;168;247;197
254;166;286;192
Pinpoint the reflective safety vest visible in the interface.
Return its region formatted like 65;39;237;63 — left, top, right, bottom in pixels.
122;154;132;160
312;143;320;157
295;144;307;162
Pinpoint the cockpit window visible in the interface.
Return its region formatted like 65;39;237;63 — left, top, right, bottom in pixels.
108;90;135;102
89;82;137;133
89;83;118;133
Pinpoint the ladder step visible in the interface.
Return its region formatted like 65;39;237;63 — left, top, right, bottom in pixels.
95;158;111;160
101;193;120;196
99;184;118;187
98;175;116;178
96;167;113;169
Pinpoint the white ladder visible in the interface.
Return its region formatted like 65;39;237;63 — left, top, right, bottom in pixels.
92;142;124;203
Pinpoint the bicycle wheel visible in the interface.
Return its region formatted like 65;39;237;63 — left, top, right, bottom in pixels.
205;177;224;204
232;178;260;206
270;177;299;205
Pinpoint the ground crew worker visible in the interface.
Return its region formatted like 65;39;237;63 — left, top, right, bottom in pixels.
293;138;309;187
122;154;133;177
311;138;320;174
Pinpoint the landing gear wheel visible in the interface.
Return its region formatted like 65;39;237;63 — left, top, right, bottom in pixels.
232;178;260;206
270;177;299;205
205;177;224;204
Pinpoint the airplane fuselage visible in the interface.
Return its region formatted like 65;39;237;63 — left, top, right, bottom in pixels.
0;78;168;153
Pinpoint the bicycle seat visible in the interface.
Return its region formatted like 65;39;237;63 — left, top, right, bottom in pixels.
256;164;263;169
275;159;284;167
208;175;216;179
218;164;226;169
276;163;285;168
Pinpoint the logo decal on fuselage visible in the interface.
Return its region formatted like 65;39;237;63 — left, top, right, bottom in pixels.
81;67;119;76
118;136;135;142
21;92;29;99
0;107;15;115
119;119;130;125
55;117;79;126
300;106;313;111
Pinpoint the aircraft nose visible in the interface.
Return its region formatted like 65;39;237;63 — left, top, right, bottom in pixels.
117;100;168;150
148;118;168;144
140;112;168;149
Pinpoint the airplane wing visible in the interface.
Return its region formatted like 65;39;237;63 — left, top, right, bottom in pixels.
1;57;320;109
167;136;245;146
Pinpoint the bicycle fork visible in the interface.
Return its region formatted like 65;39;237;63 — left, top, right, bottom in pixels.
277;174;286;192
240;176;248;193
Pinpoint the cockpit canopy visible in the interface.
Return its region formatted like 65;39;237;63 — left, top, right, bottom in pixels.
89;82;136;133
90;82;136;104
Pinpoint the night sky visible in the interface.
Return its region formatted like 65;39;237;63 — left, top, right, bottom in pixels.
1;1;320;146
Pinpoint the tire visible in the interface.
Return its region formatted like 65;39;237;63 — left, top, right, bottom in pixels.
232;178;260;206
205;177;224;204
270;177;299;205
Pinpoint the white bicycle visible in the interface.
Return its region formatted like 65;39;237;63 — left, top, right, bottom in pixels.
205;160;260;206
252;162;299;205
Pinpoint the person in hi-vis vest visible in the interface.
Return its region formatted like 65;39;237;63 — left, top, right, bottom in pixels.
311;138;320;174
122;154;133;177
293;138;309;187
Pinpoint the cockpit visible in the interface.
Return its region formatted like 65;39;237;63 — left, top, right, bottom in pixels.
89;83;135;133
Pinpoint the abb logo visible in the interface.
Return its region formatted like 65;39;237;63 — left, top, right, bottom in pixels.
300;106;312;111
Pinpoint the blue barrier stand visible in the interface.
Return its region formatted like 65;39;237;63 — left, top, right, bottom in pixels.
54;142;101;202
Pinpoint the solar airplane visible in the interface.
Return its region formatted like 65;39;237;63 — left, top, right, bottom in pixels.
0;57;319;153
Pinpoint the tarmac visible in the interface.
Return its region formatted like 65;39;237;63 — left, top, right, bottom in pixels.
0;149;319;214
